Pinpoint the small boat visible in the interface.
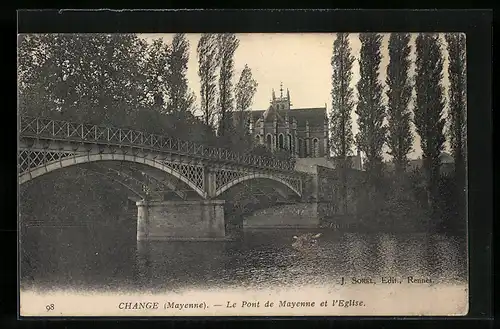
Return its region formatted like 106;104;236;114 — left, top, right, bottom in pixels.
292;233;322;251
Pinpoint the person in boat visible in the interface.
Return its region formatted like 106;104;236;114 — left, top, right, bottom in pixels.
291;233;322;250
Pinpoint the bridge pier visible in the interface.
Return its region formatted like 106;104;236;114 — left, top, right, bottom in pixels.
136;199;227;241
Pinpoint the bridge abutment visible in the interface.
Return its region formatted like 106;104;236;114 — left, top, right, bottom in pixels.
242;202;320;229
136;199;227;241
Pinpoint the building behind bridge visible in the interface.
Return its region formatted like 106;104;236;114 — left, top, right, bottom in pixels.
245;85;328;158
231;84;363;172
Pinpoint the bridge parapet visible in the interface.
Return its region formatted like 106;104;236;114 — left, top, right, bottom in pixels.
19;116;295;172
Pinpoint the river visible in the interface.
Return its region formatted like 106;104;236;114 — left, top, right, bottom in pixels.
19;220;467;293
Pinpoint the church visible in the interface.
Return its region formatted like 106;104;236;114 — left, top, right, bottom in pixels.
245;84;329;159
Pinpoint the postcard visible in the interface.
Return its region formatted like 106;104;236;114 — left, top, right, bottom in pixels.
18;32;468;316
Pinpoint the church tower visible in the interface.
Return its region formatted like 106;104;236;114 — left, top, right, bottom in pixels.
270;82;291;110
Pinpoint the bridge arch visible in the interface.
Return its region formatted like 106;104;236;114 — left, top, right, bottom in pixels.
77;167;146;200
214;173;301;198
19;153;207;199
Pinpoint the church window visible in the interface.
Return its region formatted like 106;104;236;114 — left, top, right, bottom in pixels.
278;134;284;149
287;134;292;151
313;138;319;157
266;134;272;149
255;134;261;144
304;139;309;157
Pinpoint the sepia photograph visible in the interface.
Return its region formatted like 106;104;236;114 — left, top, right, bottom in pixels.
18;31;468;316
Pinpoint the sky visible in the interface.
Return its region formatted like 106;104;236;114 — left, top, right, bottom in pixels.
140;33;457;160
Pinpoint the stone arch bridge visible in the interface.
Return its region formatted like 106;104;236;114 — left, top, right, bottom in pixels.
19;116;318;241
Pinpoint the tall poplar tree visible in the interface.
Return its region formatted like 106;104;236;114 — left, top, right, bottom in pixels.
445;33;467;224
142;38;170;113
414;33;446;215
166;33;194;115
330;33;355;162
233;64;258;149
216;33;239;137
355;33;386;182
197;33;219;128
330;33;355;214
235;64;258;130
445;33;467;186
386;33;414;175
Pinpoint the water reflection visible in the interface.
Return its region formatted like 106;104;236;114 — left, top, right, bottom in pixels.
20;222;467;292
375;234;398;275
430;235;466;282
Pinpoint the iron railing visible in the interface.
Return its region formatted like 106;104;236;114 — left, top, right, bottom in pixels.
19;116;296;172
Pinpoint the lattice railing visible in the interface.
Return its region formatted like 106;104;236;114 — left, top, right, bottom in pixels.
162;160;205;191
18;148;206;193
275;174;303;194
215;169;246;190
214;168;303;195
19;116;296;171
18;149;76;173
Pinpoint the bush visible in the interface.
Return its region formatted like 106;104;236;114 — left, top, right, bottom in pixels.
357;172;432;233
249;144;293;162
379;176;432;232
436;174;466;234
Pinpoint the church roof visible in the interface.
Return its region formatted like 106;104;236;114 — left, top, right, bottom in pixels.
249;107;327;127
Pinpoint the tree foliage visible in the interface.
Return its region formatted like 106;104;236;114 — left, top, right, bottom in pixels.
235;65;258;114
216;33;240;137
445;33;467;177
355;33;386;179
142;38;170;112
414;33;446;214
445;33;467;223
330;33;355;160
386;33;414;175
233;64;258;145
197;33;219;128
18;34;147;126
166;33;195;116
17;33;211;142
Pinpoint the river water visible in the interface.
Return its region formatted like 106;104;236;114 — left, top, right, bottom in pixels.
20;220;467;293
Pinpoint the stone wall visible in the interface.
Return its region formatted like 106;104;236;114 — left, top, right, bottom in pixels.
136;200;226;241
316;165;366;226
243;202;319;228
294;157;335;174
